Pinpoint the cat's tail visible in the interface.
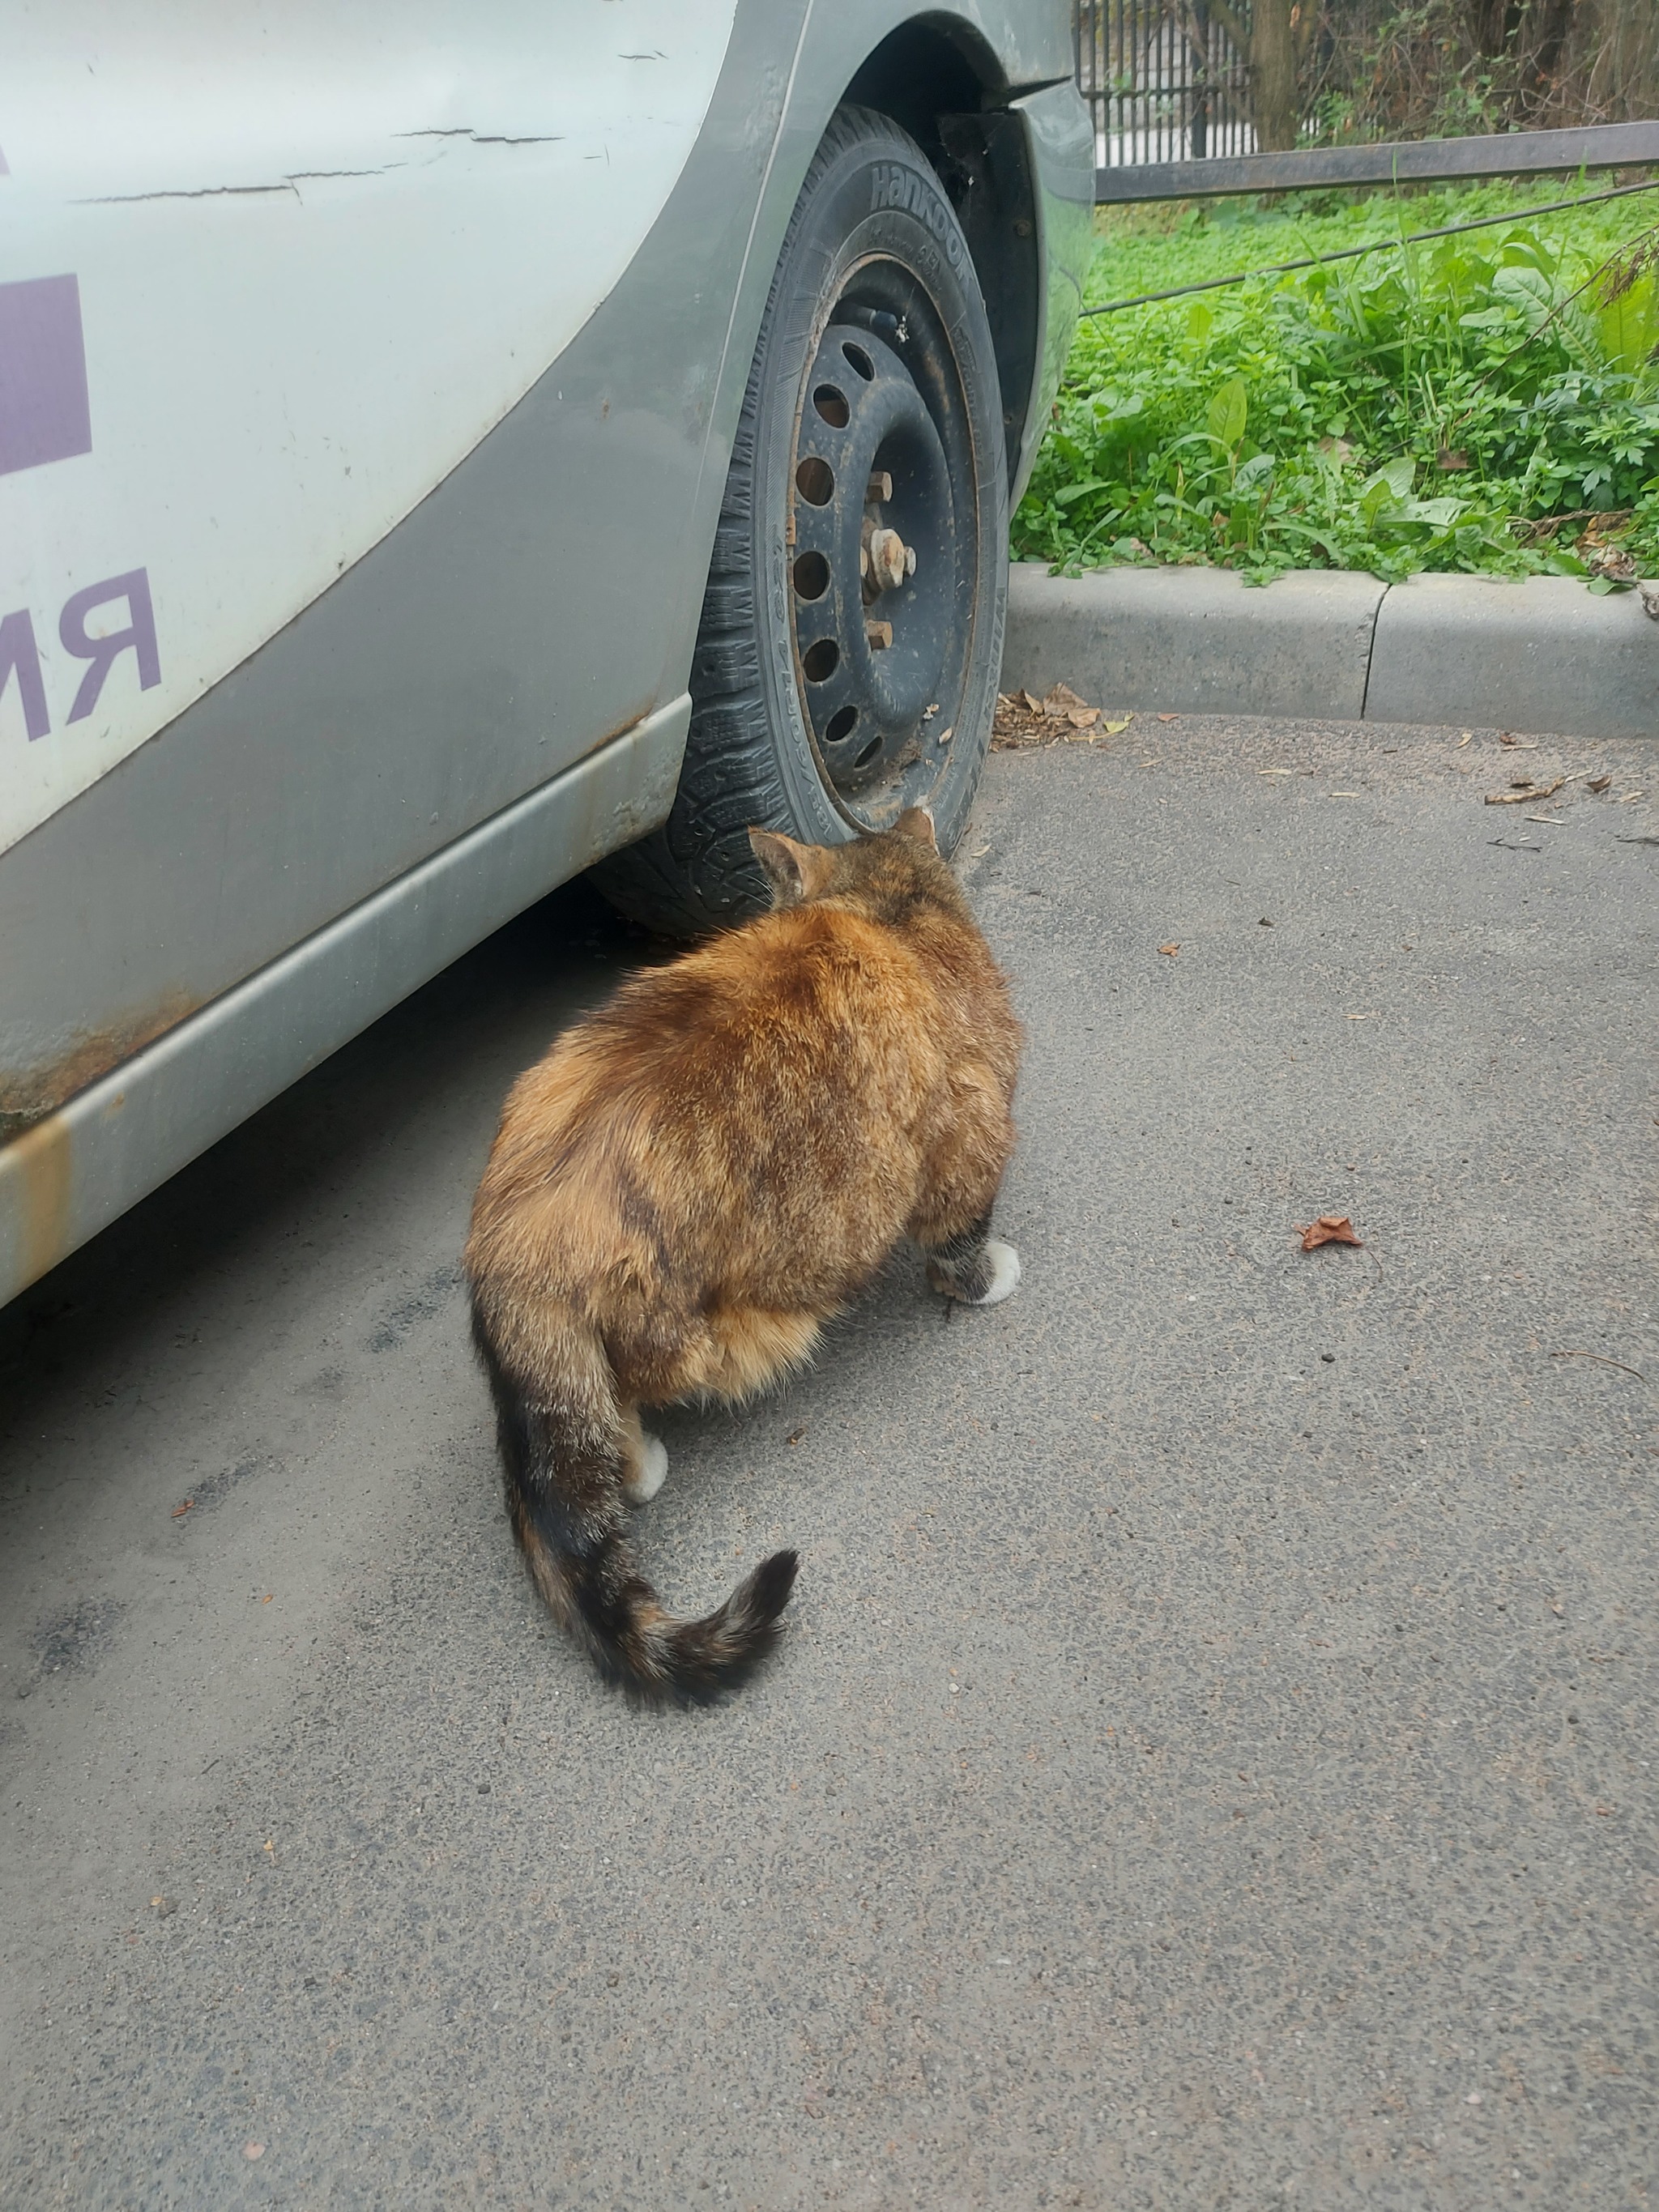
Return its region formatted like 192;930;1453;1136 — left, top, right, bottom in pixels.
470;1299;798;1703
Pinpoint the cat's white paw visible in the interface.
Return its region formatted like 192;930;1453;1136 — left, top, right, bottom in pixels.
970;1240;1021;1306
625;1434;669;1503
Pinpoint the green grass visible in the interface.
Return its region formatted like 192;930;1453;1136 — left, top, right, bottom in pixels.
1013;180;1659;584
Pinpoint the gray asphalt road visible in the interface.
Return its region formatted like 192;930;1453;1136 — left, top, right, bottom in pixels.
2;717;1655;2211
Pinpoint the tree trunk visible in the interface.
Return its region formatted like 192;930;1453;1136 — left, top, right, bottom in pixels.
1251;0;1300;150
1524;0;1582;108
1466;0;1520;59
1201;0;1307;153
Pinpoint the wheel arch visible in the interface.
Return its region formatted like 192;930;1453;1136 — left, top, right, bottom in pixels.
842;18;1042;494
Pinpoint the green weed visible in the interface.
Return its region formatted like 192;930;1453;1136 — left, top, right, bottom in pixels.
1015;183;1659;584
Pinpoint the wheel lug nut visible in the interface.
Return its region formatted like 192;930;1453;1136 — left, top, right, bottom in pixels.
867;471;893;503
866;620;893;650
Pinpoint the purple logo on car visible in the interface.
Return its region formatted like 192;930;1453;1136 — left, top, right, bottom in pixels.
1;572;162;742
0;275;93;476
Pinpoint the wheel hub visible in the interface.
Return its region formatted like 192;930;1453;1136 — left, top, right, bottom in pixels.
864;522;915;595
787;322;956;796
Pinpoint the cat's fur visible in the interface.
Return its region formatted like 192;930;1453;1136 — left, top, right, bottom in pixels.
464;809;1022;1702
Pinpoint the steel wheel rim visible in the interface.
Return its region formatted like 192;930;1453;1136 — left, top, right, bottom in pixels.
786;260;979;827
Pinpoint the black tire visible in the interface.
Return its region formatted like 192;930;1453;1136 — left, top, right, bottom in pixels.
595;104;1009;937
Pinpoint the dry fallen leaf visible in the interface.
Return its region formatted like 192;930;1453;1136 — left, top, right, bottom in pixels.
244;2144;266;2161
171;1500;194;1519
1456;731;1473;747
1158;942;1180;957
1486;778;1564;806
1066;705;1100;729
1020;690;1043;714
1587;774;1612;793
1043;682;1090;718
1102;714;1133;735
1156;713;1179;722
1296;1214;1364;1251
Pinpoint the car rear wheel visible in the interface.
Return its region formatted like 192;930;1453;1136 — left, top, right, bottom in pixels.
595;104;1009;936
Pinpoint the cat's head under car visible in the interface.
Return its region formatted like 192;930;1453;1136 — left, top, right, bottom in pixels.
747;808;957;924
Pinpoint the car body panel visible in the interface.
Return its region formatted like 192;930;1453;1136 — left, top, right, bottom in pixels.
0;0;1091;1301
1012;77;1096;503
0;700;689;1304
0;0;813;1134
0;0;741;857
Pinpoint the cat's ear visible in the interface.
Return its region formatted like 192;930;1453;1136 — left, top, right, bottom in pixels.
894;805;937;852
748;827;831;906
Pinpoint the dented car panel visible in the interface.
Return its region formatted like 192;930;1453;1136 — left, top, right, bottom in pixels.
0;0;1090;1302
0;0;744;857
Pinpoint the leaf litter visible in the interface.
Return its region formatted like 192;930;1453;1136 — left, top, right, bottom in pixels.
993;683;1132;750
1483;765;1635;814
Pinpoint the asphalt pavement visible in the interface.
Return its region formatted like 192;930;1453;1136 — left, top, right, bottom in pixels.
2;715;1654;2210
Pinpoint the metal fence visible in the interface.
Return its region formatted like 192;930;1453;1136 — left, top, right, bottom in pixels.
1074;0;1659;194
1075;0;1254;168
1093;115;1659;201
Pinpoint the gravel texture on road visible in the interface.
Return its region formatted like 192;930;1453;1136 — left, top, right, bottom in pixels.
2;717;1654;2209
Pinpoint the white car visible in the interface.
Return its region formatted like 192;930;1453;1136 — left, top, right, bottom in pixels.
0;0;1092;1302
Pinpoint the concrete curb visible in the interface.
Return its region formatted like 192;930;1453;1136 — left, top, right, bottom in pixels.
1003;564;1659;740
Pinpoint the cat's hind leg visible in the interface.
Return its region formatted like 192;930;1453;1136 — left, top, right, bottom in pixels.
619;1404;669;1504
911;1069;1021;1307
920;1212;1021;1307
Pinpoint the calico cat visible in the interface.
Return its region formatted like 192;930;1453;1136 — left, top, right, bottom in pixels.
464;808;1022;1702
